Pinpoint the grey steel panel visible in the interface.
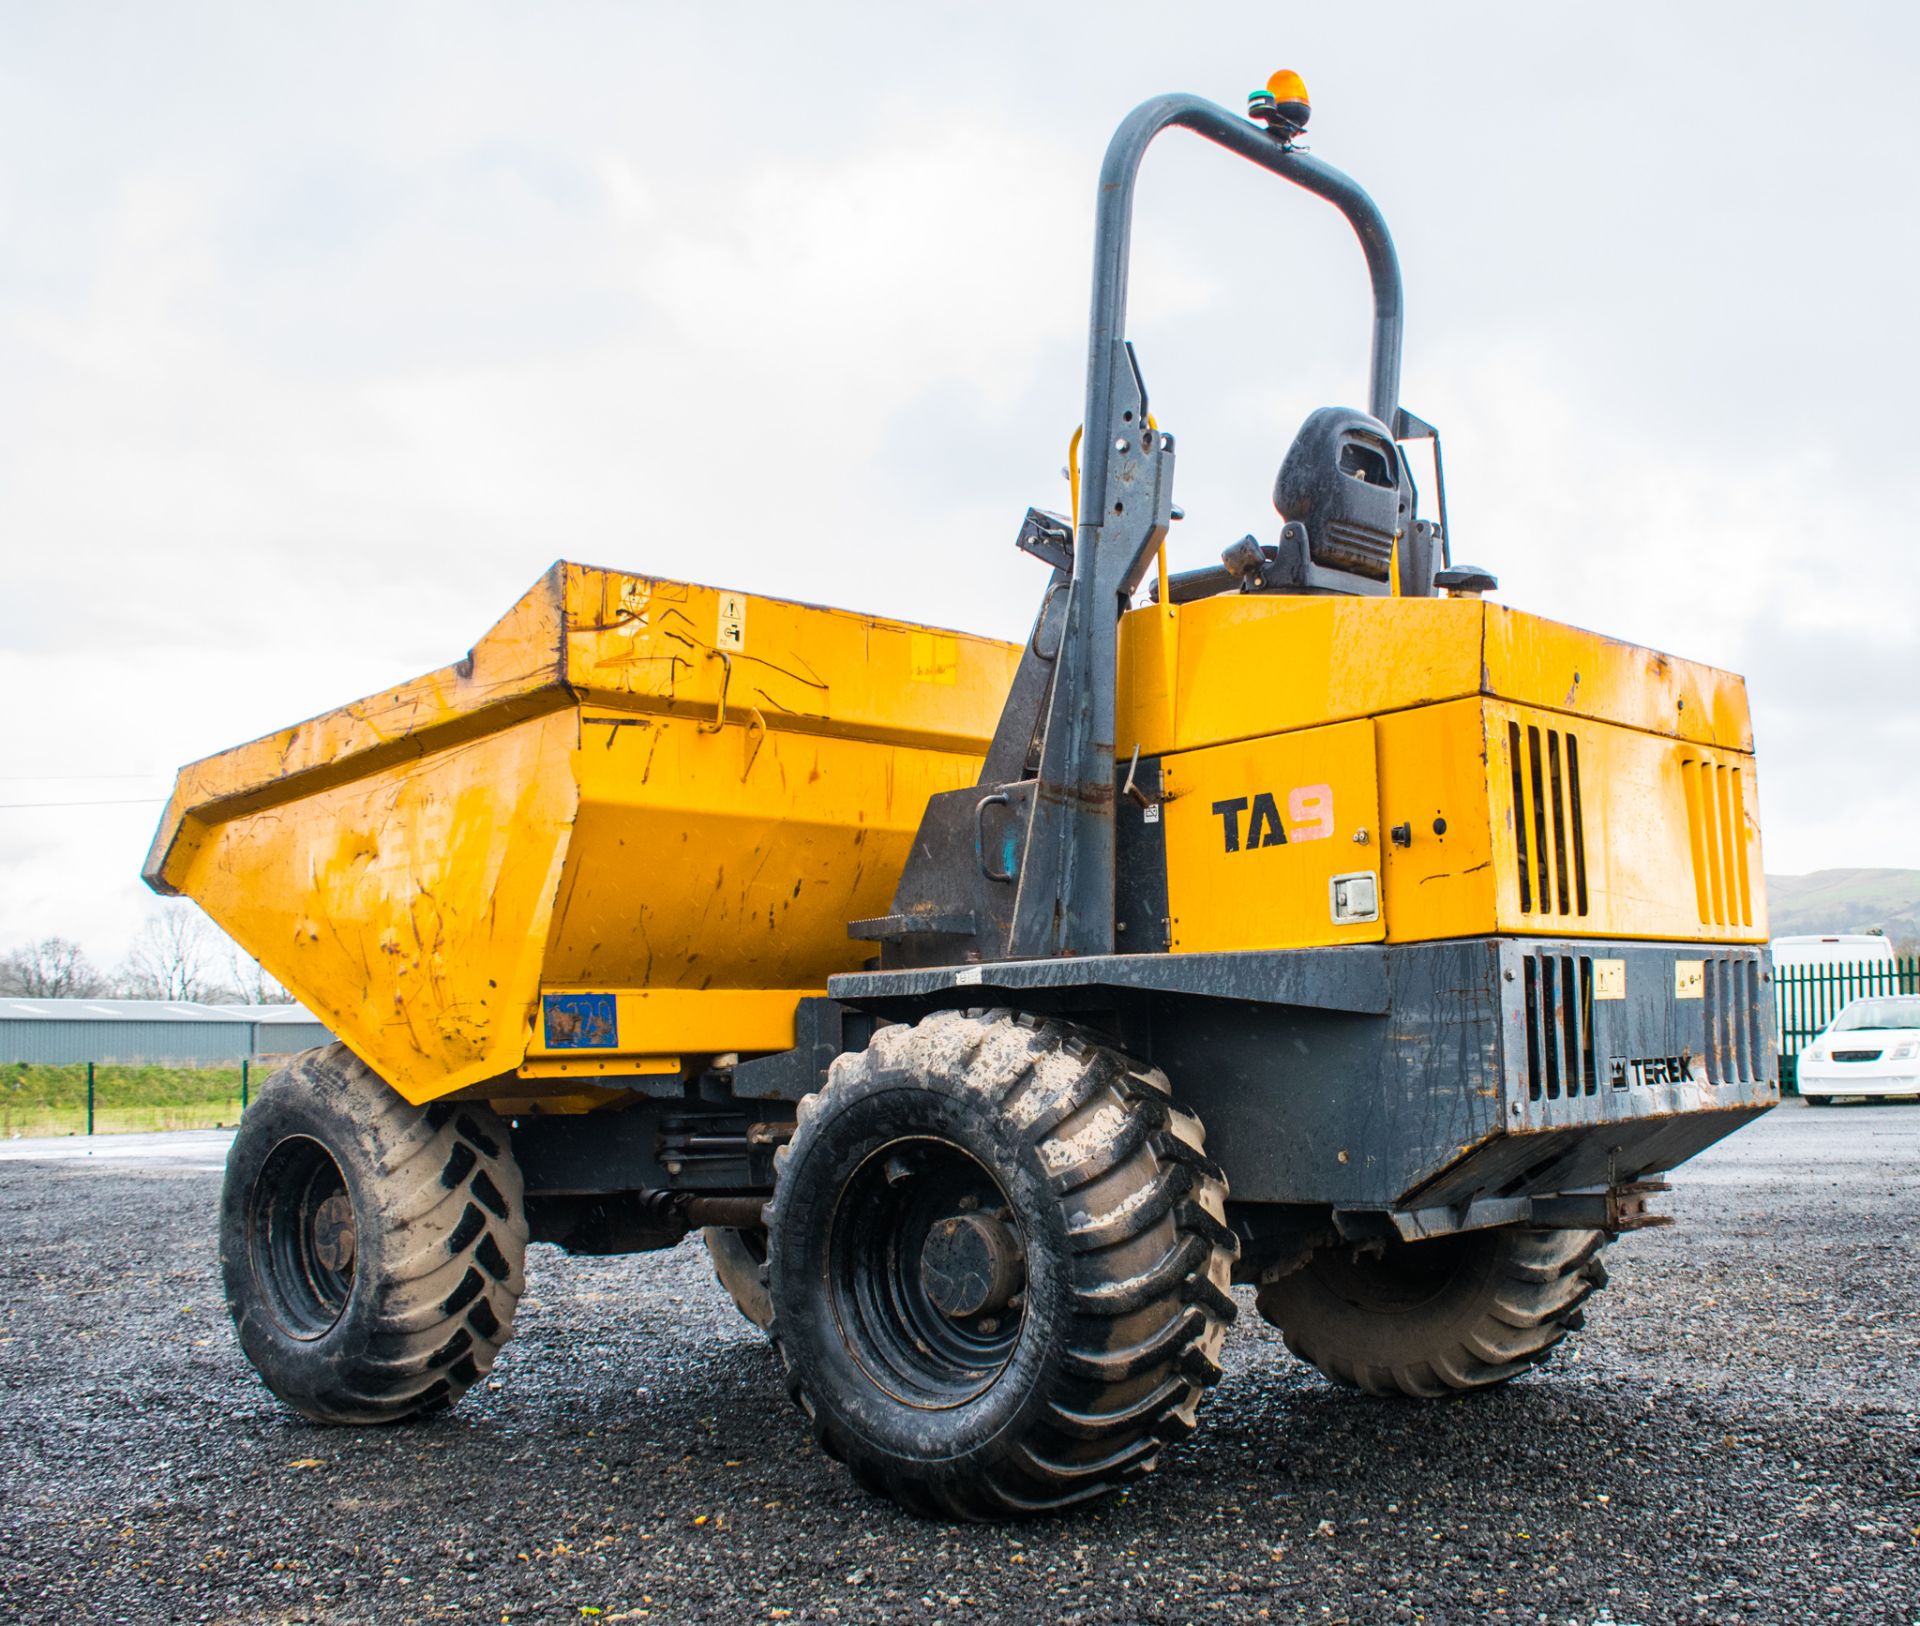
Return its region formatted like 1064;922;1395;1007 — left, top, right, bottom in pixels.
830;943;1392;1017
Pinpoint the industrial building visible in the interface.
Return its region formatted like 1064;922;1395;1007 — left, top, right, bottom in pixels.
0;998;333;1067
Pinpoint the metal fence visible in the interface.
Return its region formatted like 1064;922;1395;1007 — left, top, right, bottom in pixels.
1776;956;1920;1088
1;1000;336;1138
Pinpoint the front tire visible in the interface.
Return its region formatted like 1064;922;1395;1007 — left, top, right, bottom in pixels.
1256;1225;1609;1397
220;1044;528;1424
767;1010;1237;1519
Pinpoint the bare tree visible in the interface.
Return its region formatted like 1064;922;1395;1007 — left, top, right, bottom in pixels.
118;907;222;1003
0;936;109;999
221;945;291;1005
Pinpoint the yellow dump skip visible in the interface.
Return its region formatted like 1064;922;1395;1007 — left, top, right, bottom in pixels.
145;563;1021;1103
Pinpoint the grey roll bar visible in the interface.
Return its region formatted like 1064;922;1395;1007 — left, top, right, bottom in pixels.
1007;91;1410;961
1075;93;1405;537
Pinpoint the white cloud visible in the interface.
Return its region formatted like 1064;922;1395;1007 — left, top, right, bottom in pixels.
2;1;1916;969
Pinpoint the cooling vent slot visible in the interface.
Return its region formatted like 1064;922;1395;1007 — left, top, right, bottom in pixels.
1508;721;1589;918
1680;759;1753;928
1522;952;1599;1101
1701;954;1765;1084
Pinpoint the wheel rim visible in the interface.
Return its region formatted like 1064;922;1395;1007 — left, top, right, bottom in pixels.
248;1135;357;1339
827;1136;1028;1409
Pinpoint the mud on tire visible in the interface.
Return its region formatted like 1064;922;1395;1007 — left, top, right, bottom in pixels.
220;1043;528;1423
766;1009;1237;1519
1256;1225;1610;1397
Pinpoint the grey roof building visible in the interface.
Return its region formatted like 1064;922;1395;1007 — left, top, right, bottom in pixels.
205;1005;336;1056
0;999;334;1067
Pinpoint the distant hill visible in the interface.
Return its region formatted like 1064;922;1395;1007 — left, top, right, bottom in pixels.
1766;869;1920;949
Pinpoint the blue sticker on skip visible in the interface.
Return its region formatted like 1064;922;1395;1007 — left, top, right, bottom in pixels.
543;993;618;1049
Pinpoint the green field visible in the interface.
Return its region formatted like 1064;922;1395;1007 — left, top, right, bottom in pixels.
0;1063;249;1139
1767;868;1920;948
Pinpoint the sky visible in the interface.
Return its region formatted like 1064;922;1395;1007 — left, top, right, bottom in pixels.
2;1;1917;971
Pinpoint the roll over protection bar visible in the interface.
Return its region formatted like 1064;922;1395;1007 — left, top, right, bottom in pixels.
876;89;1416;963
1007;93;1410;961
1074;93;1406;539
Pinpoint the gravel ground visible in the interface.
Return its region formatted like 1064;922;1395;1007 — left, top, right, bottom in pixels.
2;1101;1916;1626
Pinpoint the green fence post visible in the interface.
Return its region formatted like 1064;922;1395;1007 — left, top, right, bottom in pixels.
241;1058;249;1115
86;1061;95;1136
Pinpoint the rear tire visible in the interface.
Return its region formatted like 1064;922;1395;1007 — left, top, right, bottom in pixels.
220;1044;528;1424
1256;1226;1609;1397
767;1009;1237;1519
703;1226;773;1331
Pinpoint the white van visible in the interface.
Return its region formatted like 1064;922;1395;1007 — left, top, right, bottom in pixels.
1771;934;1897;972
1773;935;1902;1100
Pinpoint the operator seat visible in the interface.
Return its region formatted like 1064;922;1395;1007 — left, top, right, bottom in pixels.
1154;406;1451;605
1266;406;1434;596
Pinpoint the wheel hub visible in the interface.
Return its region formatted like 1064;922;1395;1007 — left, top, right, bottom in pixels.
920;1211;1024;1319
312;1192;356;1274
248;1135;357;1339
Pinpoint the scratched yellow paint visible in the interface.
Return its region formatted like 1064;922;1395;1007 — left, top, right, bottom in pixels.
550;711;979;993
1116;592;1753;758
526;987;818;1060
156;709;580;1101
146;564;1019;1104
1371;695;1766;948
908;631;960;686
1478;699;1765;944
1373;696;1497;942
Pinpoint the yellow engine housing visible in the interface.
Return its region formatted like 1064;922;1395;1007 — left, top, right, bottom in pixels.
1117;590;1764;955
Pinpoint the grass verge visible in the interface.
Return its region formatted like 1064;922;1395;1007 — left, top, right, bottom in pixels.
1;1063;252;1139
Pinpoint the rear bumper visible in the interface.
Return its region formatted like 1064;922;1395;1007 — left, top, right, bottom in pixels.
1797;1064;1920;1097
1497;941;1774;1132
1386;938;1777;1211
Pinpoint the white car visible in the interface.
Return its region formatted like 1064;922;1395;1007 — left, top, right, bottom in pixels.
1797;995;1920;1104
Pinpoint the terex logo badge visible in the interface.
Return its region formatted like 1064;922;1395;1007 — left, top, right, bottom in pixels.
1211;784;1335;852
1609;1052;1703;1089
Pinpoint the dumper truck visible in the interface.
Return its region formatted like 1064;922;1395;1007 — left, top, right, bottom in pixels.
146;73;1776;1519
